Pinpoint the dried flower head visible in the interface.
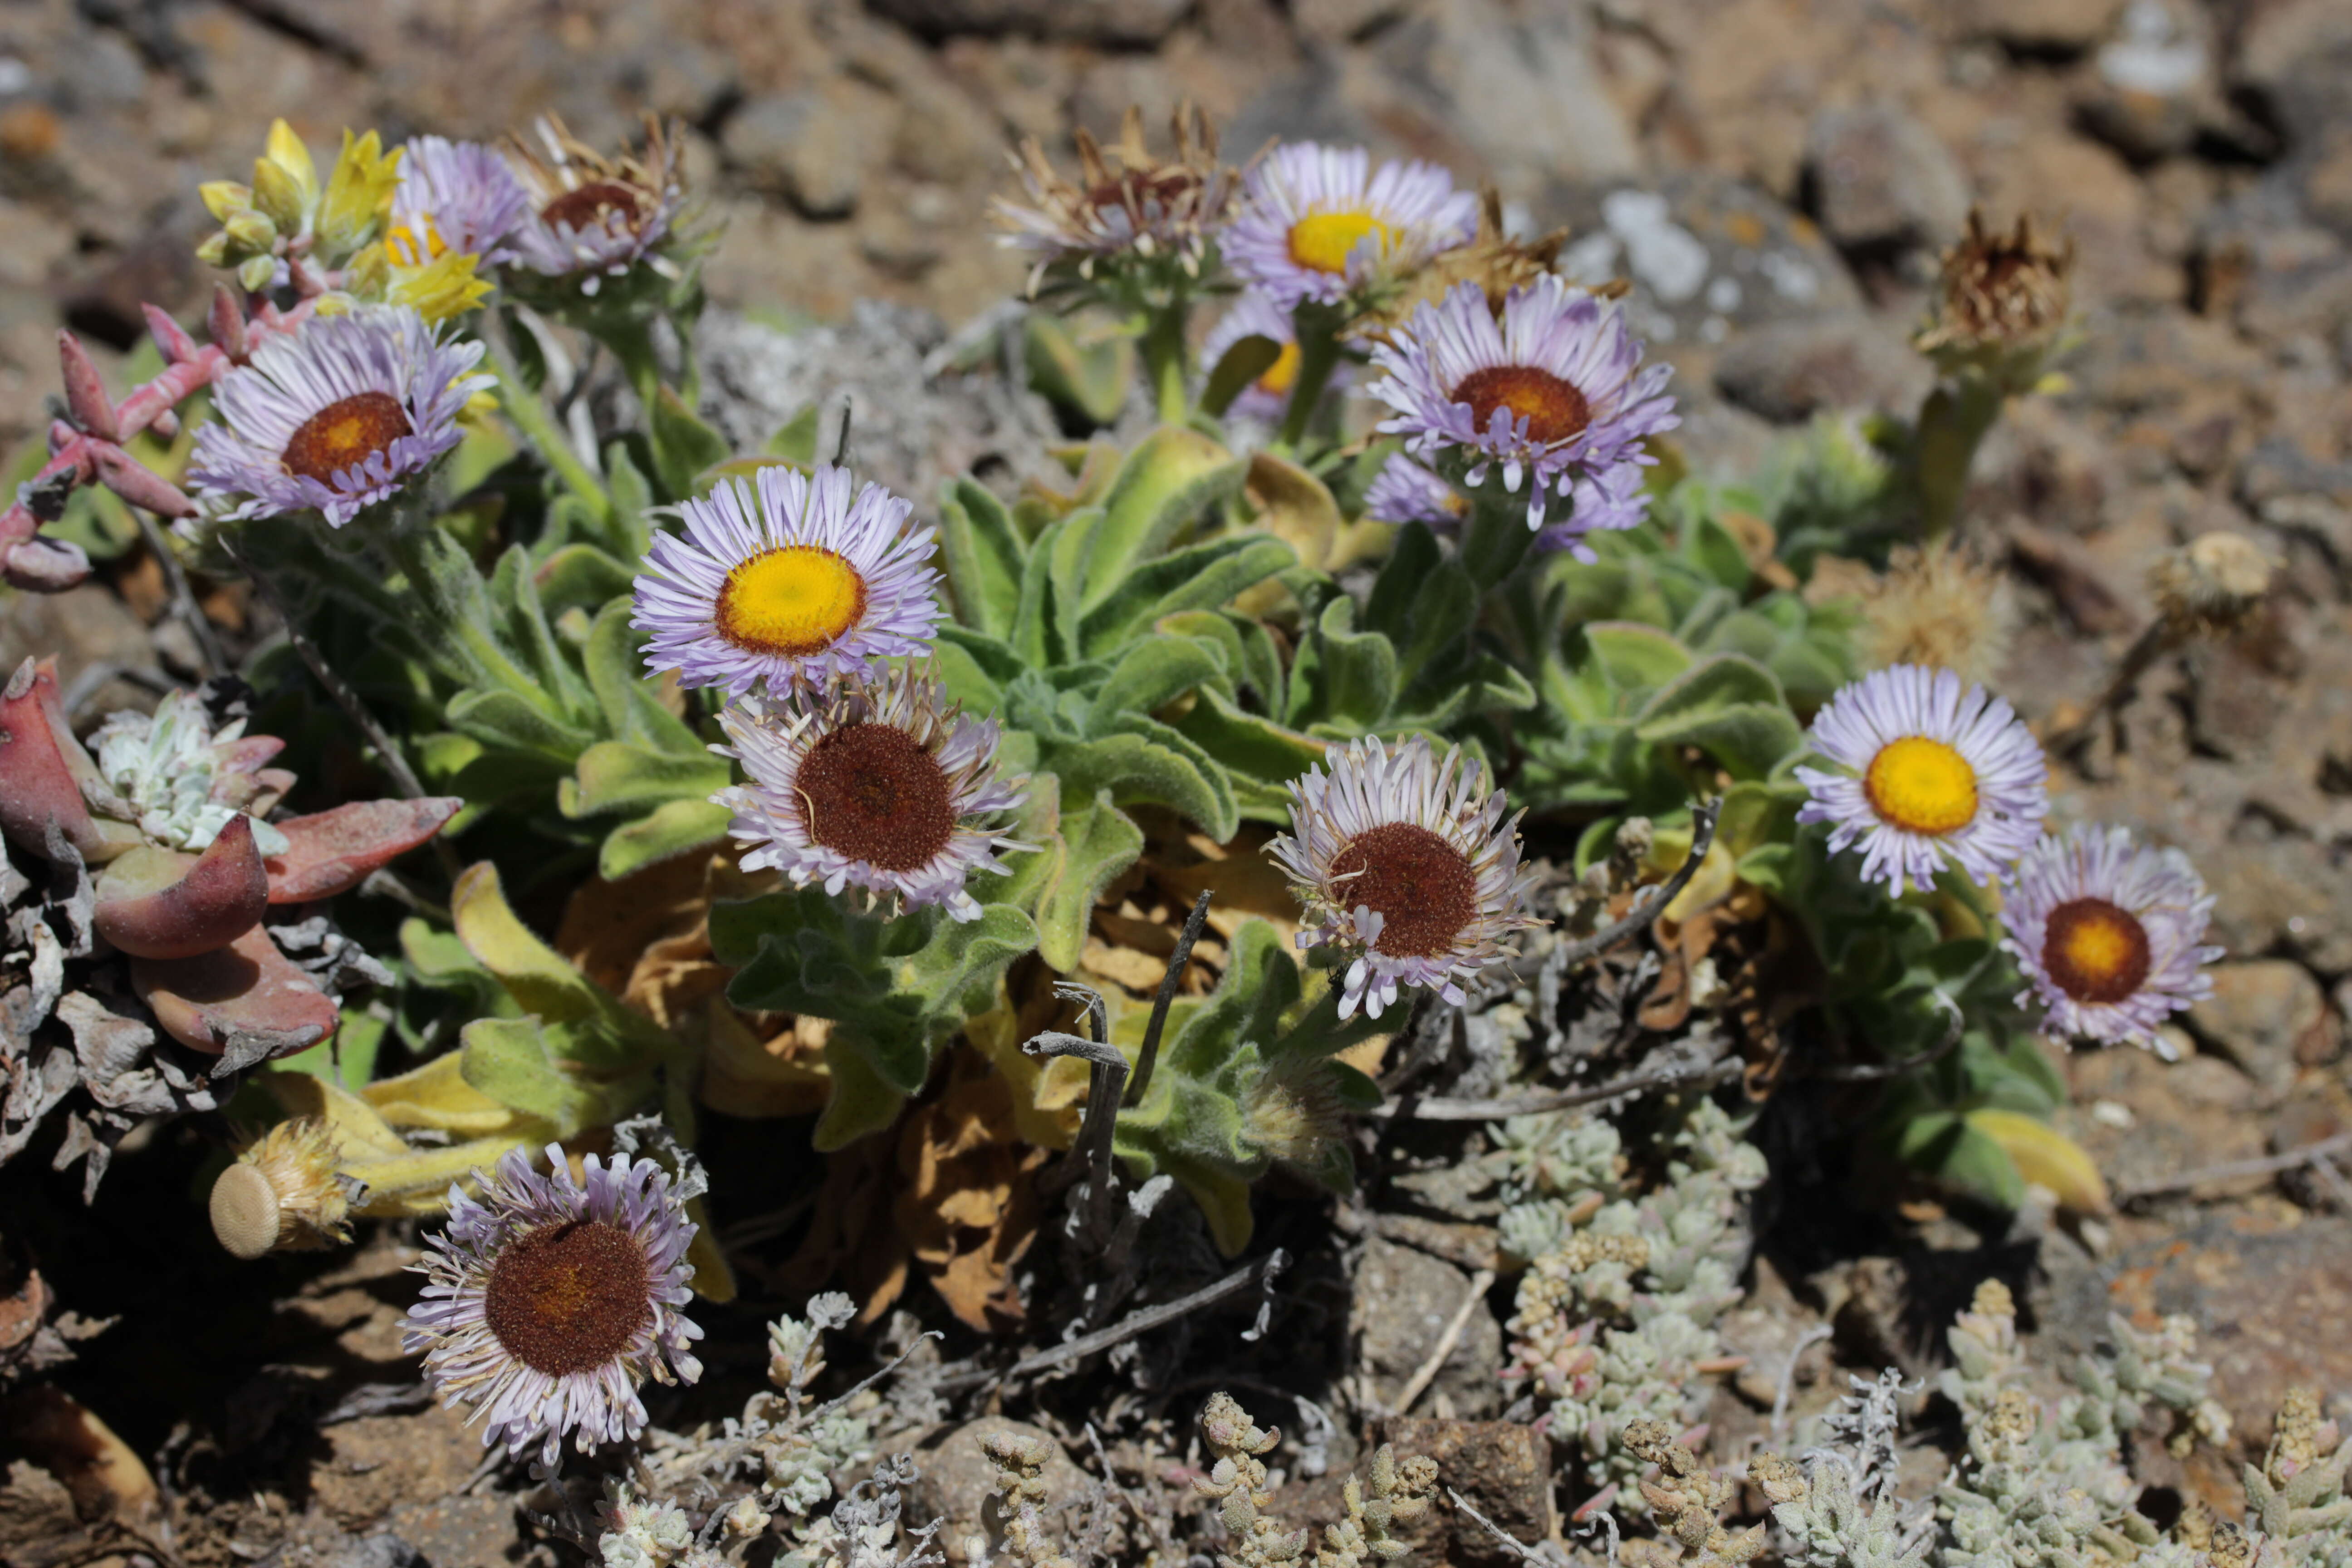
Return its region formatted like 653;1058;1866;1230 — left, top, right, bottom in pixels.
1269;734;1540;1020
992;102;1239;294
1916;208;2075;358
1999;823;2219;1053
1351;186;1585;342
2150;531;2274;639
1223;142;1479;313
1851;542;2019;684
713;664;1030;922
1796;664;2049;895
210;1119;353;1259
503;115;687;289
1368;274;1676;533
399;1143;703;1468
632;463;943;697
187;305;488;526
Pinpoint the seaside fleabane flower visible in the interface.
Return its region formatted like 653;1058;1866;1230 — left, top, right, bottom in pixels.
186;305;488;526
632;463;942;696
1369;274;1676;533
1201;289;1345;423
991;101;1238;293
1999;824;2220;1053
712;665;1029;922
398;1144;703;1470
1795;664;2048;896
390;135;530;268
1269;734;1539;1021
1362;453;1468;529
1222;143;1479;313
503;115;686;290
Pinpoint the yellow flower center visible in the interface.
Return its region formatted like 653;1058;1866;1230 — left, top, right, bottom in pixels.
1862;735;1979;837
1257;339;1302;397
386;215;448;270
280;392;413;484
2042;897;2151;1005
714;546;867;657
1288;210;1397;275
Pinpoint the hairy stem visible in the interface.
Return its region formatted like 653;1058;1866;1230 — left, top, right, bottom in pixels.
481;311;608;513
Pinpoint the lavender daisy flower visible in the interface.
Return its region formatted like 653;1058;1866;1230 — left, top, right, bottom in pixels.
1269;734;1539;1021
504;117;684;289
399;1144;703;1470
1200;289;1334;423
389;135;530;268
1999;824;2220;1053
1532;459;1650;560
1369;276;1678;530
187;306;488;527
1223;143;1479;312
1362;454;1468;529
632;463;943;697
714;664;1030;922
1795;664;2048;896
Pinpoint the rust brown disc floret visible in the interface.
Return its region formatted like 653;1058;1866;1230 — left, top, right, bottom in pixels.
1450;365;1590;446
542;181;647;234
2041;897;2152;1006
482;1219;652;1377
794;722;957;872
280;392;413;484
1329;822;1478;958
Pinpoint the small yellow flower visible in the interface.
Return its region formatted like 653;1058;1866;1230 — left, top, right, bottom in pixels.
317;129;402;261
253;118;320;230
389;248;493;323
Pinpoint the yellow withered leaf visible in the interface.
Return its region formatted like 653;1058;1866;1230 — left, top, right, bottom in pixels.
1965;1108;2111;1215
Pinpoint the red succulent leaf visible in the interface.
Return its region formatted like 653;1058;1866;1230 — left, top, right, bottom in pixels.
264;797;462;903
0;657;116;862
92;817;269;960
130;924;338;1057
210;735;288;780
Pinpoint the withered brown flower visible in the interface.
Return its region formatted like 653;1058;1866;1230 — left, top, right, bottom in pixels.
1915;208;2075;356
991;102;1240;291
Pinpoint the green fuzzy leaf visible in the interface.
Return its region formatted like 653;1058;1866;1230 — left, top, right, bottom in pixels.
1169;689;1325;809
1012;511;1079;666
458;1017;611;1137
1287;597;1397;730
1034;790;1145;973
811;1031;914;1151
936;478;1029;640
450;863;667;1065
648;386;733;498
1051;724;1238;840
1200;333;1282;419
1082;427;1248;610
766;403;823;465
564;741;729;819
446;688;596;764
1078;535;1297;656
1632;654;1803;779
1083;637;1227;738
489;544;596;723
1895;1112;2026;1211
605;442;656;559
1582;621;1696;698
600;799;733;881
1166;920;1298;1079
1024;313;1135;427
1680;510;1753;592
582;601;704;753
534;543;638;619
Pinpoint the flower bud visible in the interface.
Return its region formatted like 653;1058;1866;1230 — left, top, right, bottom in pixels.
2150;531;2272;638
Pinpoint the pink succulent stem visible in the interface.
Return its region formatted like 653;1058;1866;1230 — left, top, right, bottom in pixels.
1;295;313;590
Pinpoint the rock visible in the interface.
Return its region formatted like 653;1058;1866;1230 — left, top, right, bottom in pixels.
724;82;899;221
1544;171;1864;348
1712;314;1931;423
2231;0;2352;155
1955;0;2117;54
2188;960;2337;1096
1362;1419;1550;1568
0;581;157;720
2043;1213;2352;1447
866;0;1192;47
695;303;1057;512
1359;0;1640;196
1292;0;1409;44
2076;0;2217;163
904;1418;1086;1567
1803;104;1972;254
1352;1236;1503;1418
